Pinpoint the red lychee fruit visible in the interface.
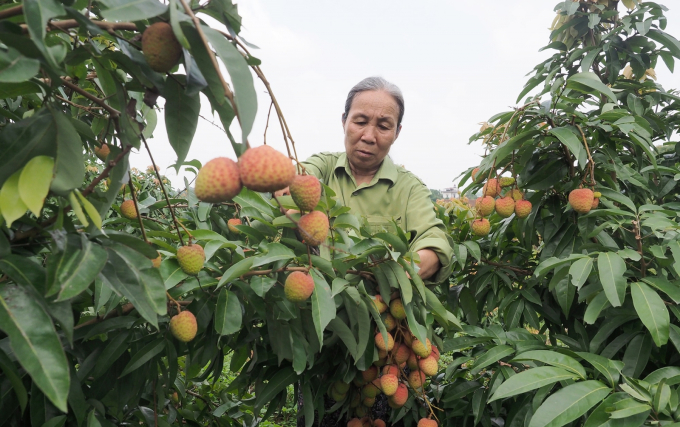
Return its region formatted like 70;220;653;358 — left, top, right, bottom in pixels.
495;196;515;218
403;333;414;347
389;299;406;320
471;218;491;237
408;370;427;389
120;199;138;220
380;374;399;396
298;211;329;246
411;337;432;358
471;167;481;183
591;198;599;209
476;196;495;217
418;419;438;427
418;355;438;376
331;388;347;402
382;365;400;377
94;143;110;161
431;345;440;361
569;188;594;214
142;22;182;73
195;157;242;203
373;420;386;427
289;174;321;211
176;244;205;275
238;145;296;193
393;344;410;365
407;350;419;370
388;384;408;408
483;179;501;197
515;200;532;218
169;310;197;342
362;396;375;407
228;218;242;234
284;271;315;303
375;332;395;352
361;366;378;383
348;418;363;427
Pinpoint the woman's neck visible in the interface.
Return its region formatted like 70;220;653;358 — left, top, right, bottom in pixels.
349;162;381;186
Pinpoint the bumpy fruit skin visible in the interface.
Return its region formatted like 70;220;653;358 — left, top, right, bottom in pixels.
227;218;242;234
591;197;599;209
348;418;363;427
408;370;427;389
389;299;406;320
284;272;315;303
362;396;376;407
177;244;205;275
169;311;197;342
476;196;495;217
238;145;295;192
407;351;419;370
388;384;408;408
290;175;321;211
411;338;432;357
383;313;397;331
419;355;438;376
471;167;480;183
362;382;380;398
418;419;438;427
515;200;532;218
394;344;411;364
382;365;400;376
142;22;182;72
94;143;110;161
374;356;387;367
298;211;329;246
431;345;440;361
120;199;138;220
380;374;399;396
593;191;602;198
361;366;378;383
483;179;501;197
510;188;524;201
471;218;491;237
499;177;515;187
195;157;242;203
152;254;162;268
373;295;388;313
375;332;395;351
569;188;594;214
495;196;515;218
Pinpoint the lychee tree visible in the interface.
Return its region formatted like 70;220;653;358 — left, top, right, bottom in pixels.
0;1;460;426
433;1;680;426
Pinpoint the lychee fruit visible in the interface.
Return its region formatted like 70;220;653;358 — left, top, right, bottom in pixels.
333;381;350;394
195;157;242;203
372;295;388;314
389;299;406;320
431;346;440;361
152;254;162;268
483;179;501;197
510;188;524;201
350;394;361;408
499;177;515;187
382;365;400;377
348;418;362;427
407;351;419;370
362;382;380;398
373;420;386;427
471;167;481;183
374;356;387;367
228;218;242;234
330;387;347;401
120;199;138;220
515;200;532;218
298;211;329;246
402;333;414;347
591;198;599;209
418;419;438;427
383;313;397;331
411;338;432;357
393;344;410;364
380;374;399;396
471;218;490;237
94;143;110;161
419;355;438;376
169;310;197;342
388;384;408;408
355;406;367;417
142;22;182;73
495;196;515;218
362;396;376;407
569;188;594;214
238;145;296;193
177;244;205;275
284;271;315;303
408;370;427;389
375;332;395;352
476;196;495;217
289;174;321;211
361;366;378;383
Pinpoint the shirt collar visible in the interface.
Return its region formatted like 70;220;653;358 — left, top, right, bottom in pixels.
334;152;398;186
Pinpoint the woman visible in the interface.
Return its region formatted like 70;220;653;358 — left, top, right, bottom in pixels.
298;76;453;282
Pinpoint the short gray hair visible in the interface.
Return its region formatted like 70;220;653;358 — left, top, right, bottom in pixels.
342;77;405;127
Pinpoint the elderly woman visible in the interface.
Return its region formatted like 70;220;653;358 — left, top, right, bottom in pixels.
299;77;453;282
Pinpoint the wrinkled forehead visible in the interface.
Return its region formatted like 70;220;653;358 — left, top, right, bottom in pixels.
347;90;400;121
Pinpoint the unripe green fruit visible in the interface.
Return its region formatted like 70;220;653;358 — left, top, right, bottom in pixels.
483;179;501;197
362;396;375;407
330;388;347;402
593;191;602;198
362;382;380;398
471;218;490;237
142;22;182;72
383;313;397;331
350;394;361;408
195;157;242;203
355;406;367;417
94;143;110;161
411;337;432;357
375;332;395;351
510;188;524;201
333;381;350;394
177;244;205;275
238;145;295;193
569;188;594;214
289;174;321;211
169;311;197;342
495;196;515;218
389;299;406;320
284;271;315;303
515;200;532;218
418;355;438;376
499;177;515;187
298;211;329;246
120;199;138;220
227;218;242;234
476;196;495;217
380;374;399;396
408;370;427;389
152;254;162;268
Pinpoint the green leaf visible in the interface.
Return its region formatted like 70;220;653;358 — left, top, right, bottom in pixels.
164;76;200;167
569;257;593;289
608;398;652;418
471;345;515;375
48;238;108;301
50;109;85;195
566;72;617;102
575;352;621;388
631;282;669;347
0;47;40;83
120;338;165;377
529;381;611;427
334;212;362;231
0;169;28;227
250;276;277;298
217;257;254;287
549;128;585;168
168;0;190;48
251;243;295;267
23;0;65;69
597;252;627;307
99;0;167;21
215;289;242;336
254;366;297;410
647;29;680;59
74;190;102;229
0;283;70;412
583;291;610;324
0;348;28;413
310;269;336;348
489;367;577;402
512;350;587;379
328;317;358;359
68;192;88;227
481;130;541;169
204;27;258;144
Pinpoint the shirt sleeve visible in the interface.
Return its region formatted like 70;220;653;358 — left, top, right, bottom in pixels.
300;152;334;183
405;180;454;284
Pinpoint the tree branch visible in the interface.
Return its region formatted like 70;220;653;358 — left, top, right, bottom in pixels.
21;19;137;34
481;259;532;276
61;78;120;118
0;5;23;20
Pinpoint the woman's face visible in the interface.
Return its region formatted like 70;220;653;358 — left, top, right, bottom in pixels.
342;90;401;174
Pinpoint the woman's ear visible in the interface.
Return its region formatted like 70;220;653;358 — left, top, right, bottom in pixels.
395;124;402;140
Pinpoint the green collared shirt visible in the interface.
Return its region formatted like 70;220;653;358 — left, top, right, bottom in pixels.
302;152;454;283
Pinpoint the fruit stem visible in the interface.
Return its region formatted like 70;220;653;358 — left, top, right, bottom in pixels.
263;101;274;145
167;292;182;314
575;124;596;187
128;178;148;243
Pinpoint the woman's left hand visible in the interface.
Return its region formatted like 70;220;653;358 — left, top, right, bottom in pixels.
416;248;440;280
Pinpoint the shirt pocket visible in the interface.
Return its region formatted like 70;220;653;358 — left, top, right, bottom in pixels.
365;215;402;234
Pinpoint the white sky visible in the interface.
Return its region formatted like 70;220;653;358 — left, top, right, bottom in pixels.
129;1;680;191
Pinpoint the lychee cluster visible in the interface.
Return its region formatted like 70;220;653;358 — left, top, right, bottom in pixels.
470;173;532;237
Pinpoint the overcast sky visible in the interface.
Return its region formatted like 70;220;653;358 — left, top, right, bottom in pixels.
129;0;680;191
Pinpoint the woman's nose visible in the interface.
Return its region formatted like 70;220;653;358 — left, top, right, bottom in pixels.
361;126;377;143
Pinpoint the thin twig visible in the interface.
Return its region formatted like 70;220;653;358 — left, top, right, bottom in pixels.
0;5;22;20
74;301;191;330
21;19;136;34
481;259;532;276
263;101;273;145
61;78;120;118
128;179;148;243
55;95;105;113
575;124;596;186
